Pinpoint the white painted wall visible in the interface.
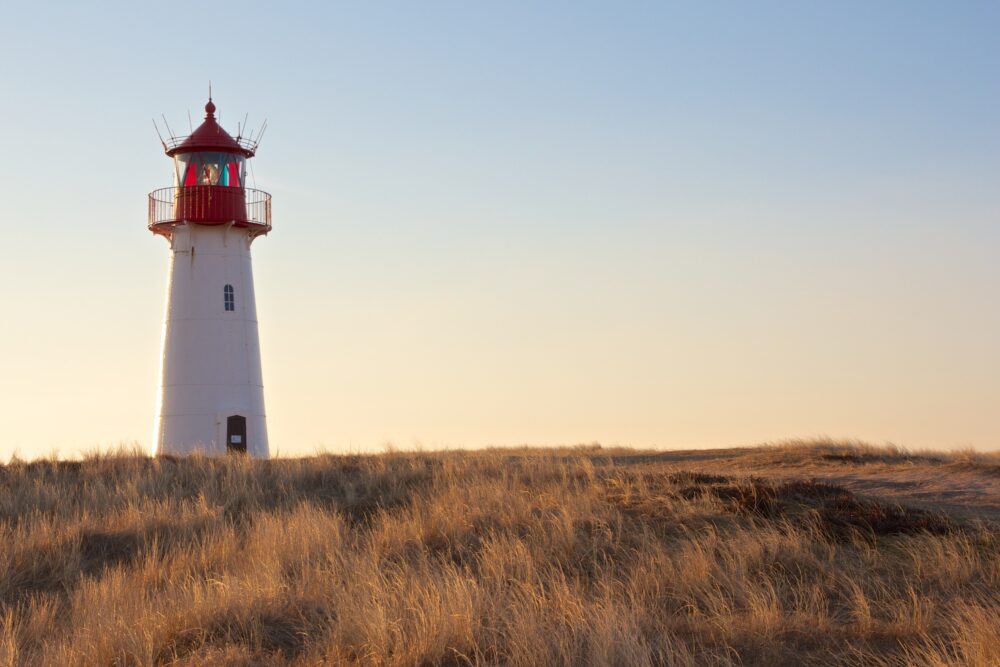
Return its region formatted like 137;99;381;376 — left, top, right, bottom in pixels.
153;223;269;457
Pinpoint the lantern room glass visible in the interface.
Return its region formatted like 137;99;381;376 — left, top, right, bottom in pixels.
174;153;246;188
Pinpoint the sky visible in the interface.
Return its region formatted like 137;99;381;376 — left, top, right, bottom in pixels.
0;1;997;459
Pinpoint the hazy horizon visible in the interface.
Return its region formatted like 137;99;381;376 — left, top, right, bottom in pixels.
1;1;997;459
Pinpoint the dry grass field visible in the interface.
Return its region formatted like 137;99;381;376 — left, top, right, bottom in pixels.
1;441;999;666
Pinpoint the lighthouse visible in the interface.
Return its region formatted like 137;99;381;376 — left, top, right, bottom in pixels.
148;97;271;457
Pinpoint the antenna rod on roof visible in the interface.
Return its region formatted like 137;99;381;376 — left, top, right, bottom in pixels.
255;119;268;147
187;109;194;133
209;80;212;100
152;119;168;150
240;112;249;140
161;114;177;141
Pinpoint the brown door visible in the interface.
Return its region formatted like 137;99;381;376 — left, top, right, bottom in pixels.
226;415;247;454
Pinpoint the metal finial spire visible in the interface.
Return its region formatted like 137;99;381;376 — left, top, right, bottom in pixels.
204;82;217;118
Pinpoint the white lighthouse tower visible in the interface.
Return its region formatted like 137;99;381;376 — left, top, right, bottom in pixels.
148;97;271;457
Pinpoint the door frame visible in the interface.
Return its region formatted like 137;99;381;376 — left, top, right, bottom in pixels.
225;414;248;454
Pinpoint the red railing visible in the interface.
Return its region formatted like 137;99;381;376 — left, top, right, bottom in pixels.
148;186;272;234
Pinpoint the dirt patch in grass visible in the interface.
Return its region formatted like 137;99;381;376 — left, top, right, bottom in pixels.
667;471;731;485
819;452;946;466
679;477;958;539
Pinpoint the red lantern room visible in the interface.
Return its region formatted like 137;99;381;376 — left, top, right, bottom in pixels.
148;98;271;239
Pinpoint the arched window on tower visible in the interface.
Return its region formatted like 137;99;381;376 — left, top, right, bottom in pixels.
224;284;235;311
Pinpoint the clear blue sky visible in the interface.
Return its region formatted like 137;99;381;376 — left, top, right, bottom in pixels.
0;1;997;458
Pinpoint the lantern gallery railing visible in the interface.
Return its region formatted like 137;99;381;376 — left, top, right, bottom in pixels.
148;186;272;234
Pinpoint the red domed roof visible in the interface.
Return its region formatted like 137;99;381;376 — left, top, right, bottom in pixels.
165;99;255;157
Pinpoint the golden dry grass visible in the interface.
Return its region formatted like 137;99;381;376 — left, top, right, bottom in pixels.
1;442;999;666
